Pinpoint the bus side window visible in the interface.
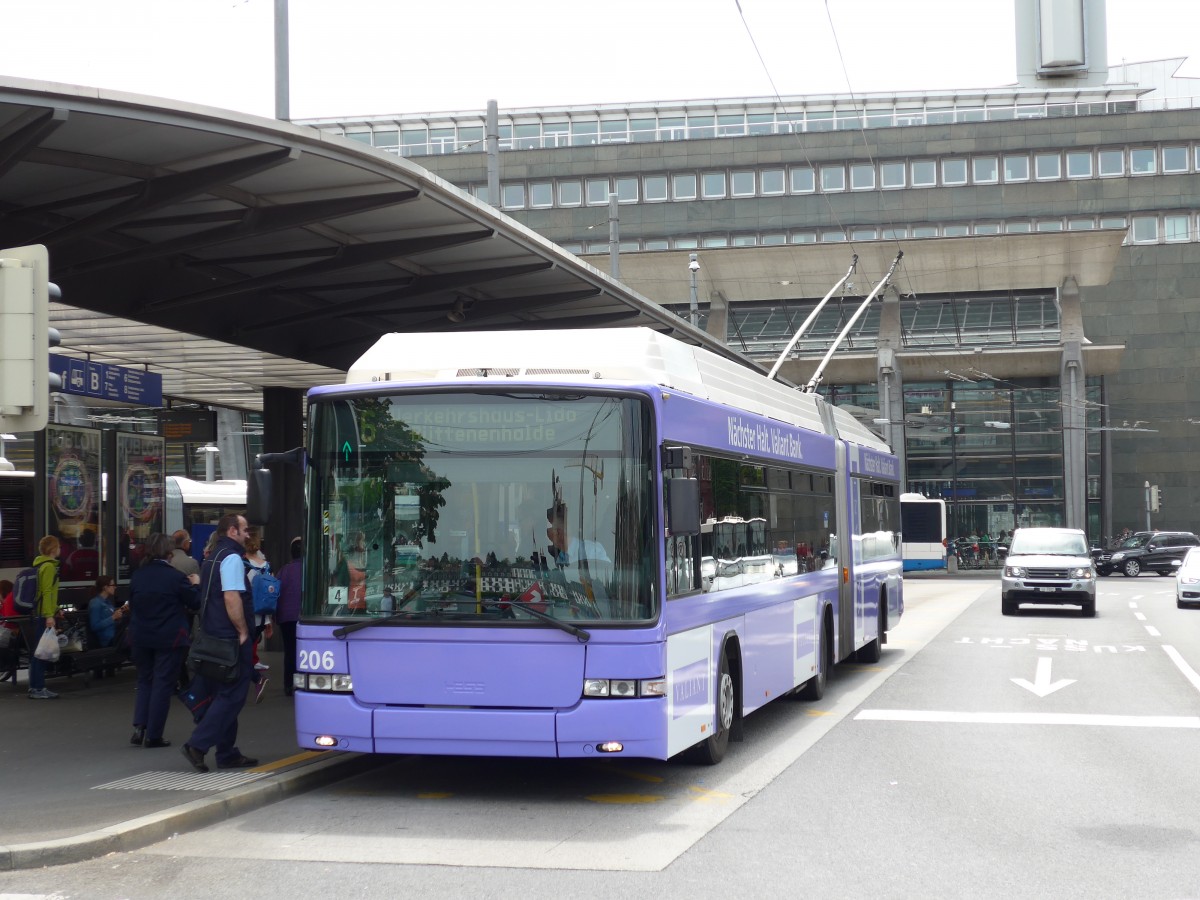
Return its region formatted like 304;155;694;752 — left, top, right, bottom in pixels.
666;534;697;595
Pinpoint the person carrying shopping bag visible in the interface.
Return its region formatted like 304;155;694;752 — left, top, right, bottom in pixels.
25;536;63;700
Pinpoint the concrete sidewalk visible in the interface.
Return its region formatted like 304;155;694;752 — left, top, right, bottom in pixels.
0;648;369;871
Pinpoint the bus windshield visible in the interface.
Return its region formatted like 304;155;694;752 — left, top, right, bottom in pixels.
304;390;656;625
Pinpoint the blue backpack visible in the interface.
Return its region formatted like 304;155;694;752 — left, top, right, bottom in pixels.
12;560;54;613
249;566;281;615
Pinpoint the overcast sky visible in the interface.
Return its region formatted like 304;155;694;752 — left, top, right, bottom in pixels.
3;0;1198;120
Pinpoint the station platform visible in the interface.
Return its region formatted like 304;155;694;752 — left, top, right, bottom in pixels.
0;648;368;871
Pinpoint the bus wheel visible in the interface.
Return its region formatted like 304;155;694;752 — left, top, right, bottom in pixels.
687;648;734;765
798;612;830;701
855;593;884;664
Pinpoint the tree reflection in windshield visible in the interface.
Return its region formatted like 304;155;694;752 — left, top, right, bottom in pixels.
306;392;655;625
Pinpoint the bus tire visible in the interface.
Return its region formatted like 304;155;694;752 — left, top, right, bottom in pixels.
855;592;885;664
686;647;734;765
798;609;831;701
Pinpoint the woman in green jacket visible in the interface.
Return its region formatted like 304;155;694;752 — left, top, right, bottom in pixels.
28;535;62;700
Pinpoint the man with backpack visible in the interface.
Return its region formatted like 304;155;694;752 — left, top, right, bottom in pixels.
15;535;63;699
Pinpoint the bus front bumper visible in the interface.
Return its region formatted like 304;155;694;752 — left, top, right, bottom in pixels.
295;693;668;759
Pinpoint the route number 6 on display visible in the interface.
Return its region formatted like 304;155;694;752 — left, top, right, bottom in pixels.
299;649;336;671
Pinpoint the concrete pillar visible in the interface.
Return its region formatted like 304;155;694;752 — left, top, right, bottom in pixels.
216;407;246;480
706;289;728;342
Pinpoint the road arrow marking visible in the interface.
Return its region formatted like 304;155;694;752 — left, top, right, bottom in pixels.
1011;656;1076;697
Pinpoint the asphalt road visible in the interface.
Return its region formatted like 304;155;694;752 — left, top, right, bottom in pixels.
3;575;1199;900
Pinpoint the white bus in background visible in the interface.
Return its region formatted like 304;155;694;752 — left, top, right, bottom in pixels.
164;476;247;563
900;492;947;572
164;476;247;535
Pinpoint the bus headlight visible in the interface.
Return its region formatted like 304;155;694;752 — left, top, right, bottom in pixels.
295;673;353;692
582;678;666;698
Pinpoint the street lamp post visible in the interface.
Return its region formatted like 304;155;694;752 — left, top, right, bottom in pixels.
274;0;290;121
688;254;699;327
949;401;959;536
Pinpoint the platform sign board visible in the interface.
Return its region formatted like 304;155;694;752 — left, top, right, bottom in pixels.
49;353;163;407
157;408;216;443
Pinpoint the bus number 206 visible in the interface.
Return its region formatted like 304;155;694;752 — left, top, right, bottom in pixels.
299;649;336;671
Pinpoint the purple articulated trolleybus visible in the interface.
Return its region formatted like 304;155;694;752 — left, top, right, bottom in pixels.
269;327;902;764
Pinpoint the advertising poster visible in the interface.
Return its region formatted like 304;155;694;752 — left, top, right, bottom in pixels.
117;433;165;583
46;425;102;586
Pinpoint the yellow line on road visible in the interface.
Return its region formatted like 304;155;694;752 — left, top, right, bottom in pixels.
588;763;665;783
254;750;327;773
688;785;733;802
585;793;665;804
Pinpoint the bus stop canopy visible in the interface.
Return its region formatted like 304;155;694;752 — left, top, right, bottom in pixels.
0;77;747;410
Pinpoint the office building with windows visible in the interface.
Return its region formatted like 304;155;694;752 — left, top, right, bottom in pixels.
299;2;1199;540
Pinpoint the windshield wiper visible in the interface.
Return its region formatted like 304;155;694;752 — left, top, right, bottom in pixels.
333;610;409;638
332;585;427;637
483;599;591;643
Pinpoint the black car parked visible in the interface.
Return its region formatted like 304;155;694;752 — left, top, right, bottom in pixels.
1094;531;1200;577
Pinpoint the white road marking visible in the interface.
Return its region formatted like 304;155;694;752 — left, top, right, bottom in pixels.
1163;645;1200;694
1010;657;1075;697
855;709;1200;728
1128;602;1138;608
1145;625;1161;637
1133;612;1146;621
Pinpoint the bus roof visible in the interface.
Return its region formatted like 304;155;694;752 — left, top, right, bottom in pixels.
167;477;247;504
344;328;891;453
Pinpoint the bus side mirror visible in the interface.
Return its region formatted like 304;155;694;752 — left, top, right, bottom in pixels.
246;467;273;525
667;477;700;536
246;446;305;525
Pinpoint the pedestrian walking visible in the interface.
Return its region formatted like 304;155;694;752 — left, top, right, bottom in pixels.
276;537;302;696
243;530;272;702
129;533;200;747
26;536;63;700
180;514;259;772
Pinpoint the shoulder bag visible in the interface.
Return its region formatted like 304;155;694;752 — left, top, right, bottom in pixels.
187;551;242;684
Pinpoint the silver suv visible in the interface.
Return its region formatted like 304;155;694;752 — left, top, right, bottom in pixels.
1001;527;1096;617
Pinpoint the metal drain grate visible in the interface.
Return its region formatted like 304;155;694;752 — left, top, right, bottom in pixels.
93;770;269;792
